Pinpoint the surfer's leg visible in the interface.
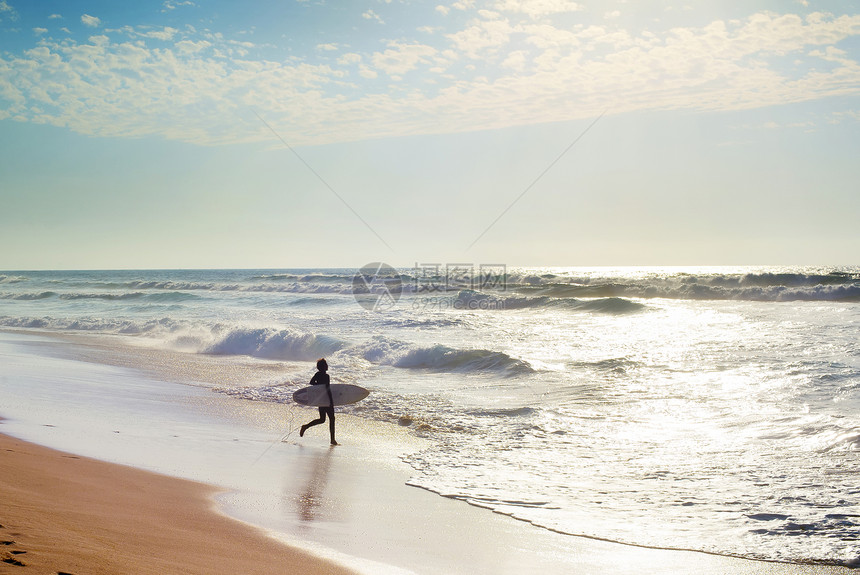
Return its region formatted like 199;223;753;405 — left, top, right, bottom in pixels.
327;407;337;445
300;408;327;437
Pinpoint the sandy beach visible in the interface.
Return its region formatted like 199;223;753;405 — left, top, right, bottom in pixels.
0;431;354;575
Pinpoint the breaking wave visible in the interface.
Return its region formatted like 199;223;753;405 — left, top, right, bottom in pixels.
0;315;184;334
0;275;29;284
0;291;57;300
348;336;534;375
0;290;201;302
9;268;857;303
0;314;533;376
203;327;347;362
450;290;646;314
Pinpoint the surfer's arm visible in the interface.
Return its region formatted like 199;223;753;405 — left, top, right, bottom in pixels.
326;385;334;408
310;372;322;385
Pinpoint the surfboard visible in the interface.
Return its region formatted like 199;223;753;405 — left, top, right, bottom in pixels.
292;384;369;407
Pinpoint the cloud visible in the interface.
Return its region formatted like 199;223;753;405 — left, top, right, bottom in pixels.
81;14;101;28
0;0;18;21
113;25;179;41
338;52;362;65
359;66;378;79
501;49;527;70
495;0;582;18
48;14;63;20
447;12;514;58
363;9;384;24
147;26;179;41
33;27;48;35
174;39;211;54
163;0;195;11
830;109;860;123
372;41;438;75
0;8;858;148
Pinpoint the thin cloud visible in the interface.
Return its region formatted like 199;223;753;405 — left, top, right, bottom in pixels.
112;25;179;41
363;9;384;24
81;14;101;28
495;0;582;18
162;0;195;11
0;0;18;21
371;41;438;75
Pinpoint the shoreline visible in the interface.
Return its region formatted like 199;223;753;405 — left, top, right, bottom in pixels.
3;432;856;575
0;430;355;575
1;329;858;574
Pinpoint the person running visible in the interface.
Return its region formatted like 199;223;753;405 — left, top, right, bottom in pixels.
299;358;337;445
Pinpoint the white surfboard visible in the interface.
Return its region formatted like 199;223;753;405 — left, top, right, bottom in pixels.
292;384;369;407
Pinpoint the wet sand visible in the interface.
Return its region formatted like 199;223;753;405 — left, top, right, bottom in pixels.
0;432;354;575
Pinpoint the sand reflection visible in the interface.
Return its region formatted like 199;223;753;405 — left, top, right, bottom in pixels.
295;446;335;523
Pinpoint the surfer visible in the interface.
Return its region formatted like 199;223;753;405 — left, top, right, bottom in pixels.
299;358;337;445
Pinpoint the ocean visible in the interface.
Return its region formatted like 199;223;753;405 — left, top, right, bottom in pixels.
1;266;859;567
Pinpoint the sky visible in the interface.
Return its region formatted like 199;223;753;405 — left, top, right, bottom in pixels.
1;0;858;269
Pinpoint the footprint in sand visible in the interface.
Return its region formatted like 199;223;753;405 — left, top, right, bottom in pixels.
2;555;26;567
2;541;26;566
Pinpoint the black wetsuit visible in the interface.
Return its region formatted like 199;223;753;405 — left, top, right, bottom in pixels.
302;371;335;443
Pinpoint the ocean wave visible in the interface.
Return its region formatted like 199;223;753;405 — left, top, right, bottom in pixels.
248;273;302;281
0;290;202;303
0;313;531;375
513;283;623;298
0;316;52;329
203;327;347;361
113;279;356;296
248;272;352;283
506;271;860;302
450;290;645;314
144;291;202;302
349;336;534;375
0;315;344;361
569;357;641;373
0;275;29;284
180;326;534;375
381;317;467;329
394;345;531;374
0;291;57;300
0;315;184;334
58;292;147;301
